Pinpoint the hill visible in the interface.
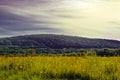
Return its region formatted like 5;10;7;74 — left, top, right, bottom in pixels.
0;34;120;49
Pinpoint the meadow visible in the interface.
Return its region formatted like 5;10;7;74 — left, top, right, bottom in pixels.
0;56;120;80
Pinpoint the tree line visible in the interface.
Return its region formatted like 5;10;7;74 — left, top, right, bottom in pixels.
0;46;120;56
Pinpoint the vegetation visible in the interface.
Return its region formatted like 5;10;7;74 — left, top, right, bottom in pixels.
0;56;120;80
0;34;120;79
0;47;120;57
0;34;120;49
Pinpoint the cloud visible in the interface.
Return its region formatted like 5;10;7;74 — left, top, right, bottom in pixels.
0;7;61;36
0;27;14;35
108;21;120;25
0;0;59;7
0;0;120;40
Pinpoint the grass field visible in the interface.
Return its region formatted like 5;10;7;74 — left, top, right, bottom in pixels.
0;56;120;80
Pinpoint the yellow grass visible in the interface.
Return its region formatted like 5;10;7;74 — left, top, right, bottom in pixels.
0;56;120;80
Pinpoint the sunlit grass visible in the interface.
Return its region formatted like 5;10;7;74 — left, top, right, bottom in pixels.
0;56;120;80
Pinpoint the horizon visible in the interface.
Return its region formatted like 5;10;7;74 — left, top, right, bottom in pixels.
0;0;120;40
0;33;120;41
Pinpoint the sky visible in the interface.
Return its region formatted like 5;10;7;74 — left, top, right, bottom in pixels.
0;0;120;40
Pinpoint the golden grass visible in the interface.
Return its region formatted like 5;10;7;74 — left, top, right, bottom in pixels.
0;56;120;80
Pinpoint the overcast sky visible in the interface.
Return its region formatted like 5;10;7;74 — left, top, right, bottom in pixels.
0;0;120;40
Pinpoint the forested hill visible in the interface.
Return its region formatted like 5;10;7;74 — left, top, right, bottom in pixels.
0;34;120;49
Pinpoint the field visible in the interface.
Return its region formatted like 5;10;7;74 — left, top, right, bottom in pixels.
0;56;120;80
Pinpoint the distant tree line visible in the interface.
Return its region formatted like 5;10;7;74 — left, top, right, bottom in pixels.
0;46;120;56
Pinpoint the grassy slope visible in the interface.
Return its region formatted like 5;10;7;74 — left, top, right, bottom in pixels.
0;56;120;80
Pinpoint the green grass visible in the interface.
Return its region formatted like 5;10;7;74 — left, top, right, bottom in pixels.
0;56;120;80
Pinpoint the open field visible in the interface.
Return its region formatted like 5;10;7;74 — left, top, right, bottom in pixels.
0;56;120;80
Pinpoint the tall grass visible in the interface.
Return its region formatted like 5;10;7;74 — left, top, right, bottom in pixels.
0;56;120;80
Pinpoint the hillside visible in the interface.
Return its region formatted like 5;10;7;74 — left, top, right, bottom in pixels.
0;34;120;49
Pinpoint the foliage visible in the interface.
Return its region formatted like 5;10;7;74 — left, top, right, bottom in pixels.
0;56;120;80
0;34;120;49
0;47;120;57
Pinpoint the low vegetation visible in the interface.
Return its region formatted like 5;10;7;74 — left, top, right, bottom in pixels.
0;56;120;80
0;48;120;57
